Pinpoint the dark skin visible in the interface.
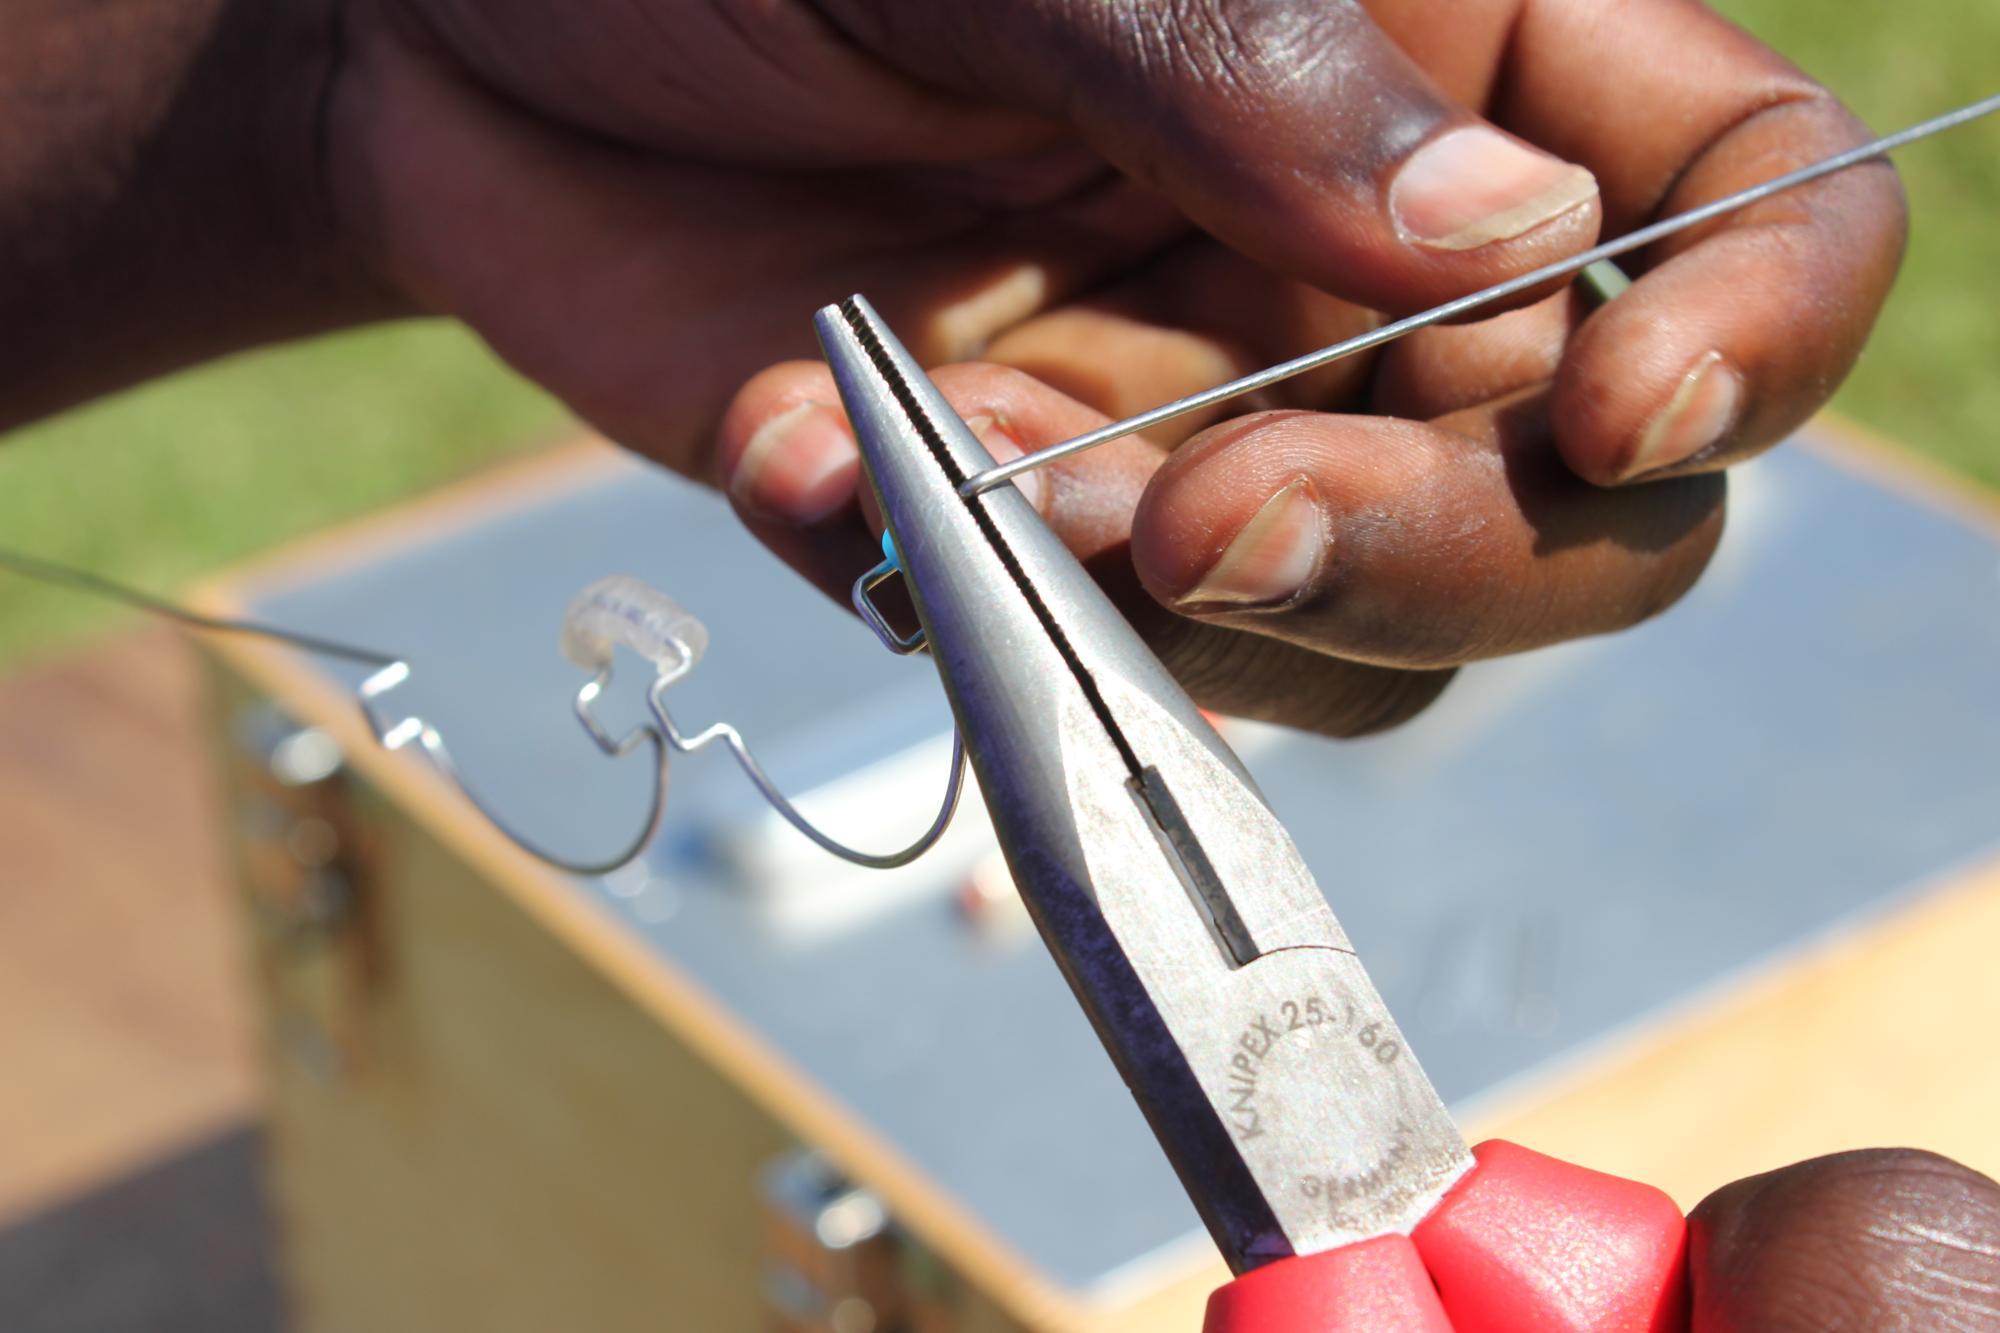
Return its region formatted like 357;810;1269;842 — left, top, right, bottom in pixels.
2;1;1992;1318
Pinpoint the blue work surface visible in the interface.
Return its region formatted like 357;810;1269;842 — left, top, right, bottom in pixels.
250;434;2000;1296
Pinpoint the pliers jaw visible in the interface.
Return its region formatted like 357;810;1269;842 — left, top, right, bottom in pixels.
814;296;1471;1272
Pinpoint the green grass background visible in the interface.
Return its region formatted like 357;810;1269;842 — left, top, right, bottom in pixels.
0;1;1993;667
0;326;566;665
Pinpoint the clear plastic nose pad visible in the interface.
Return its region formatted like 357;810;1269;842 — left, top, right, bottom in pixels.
556;573;966;874
561;576;710;682
560;577;709;772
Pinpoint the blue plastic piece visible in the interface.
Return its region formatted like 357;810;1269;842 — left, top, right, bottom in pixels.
881;530;901;571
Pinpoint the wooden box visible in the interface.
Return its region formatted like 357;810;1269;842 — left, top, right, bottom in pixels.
194;424;2000;1332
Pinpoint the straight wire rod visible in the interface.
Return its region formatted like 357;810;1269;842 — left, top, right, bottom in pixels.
0;546;397;666
962;91;2000;497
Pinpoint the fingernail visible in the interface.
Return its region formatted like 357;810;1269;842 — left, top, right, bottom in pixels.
1180;477;1326;610
964;414;1048;513
1623;351;1745;480
1391;127;1598;252
928;266;1049;360
728;401;858;524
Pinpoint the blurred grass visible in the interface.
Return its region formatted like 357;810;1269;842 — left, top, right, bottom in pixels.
1710;0;2000;487
0;324;562;667
0;3;1994;668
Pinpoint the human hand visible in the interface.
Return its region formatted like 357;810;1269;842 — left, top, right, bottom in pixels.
1688;1148;2000;1329
321;1;1905;732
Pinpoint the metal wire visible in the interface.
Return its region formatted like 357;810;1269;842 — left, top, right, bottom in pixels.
962;90;2000;497
356;658;674;877
0;544;965;876
15;90;1993;871
0;544;678;874
644;668;967;871
0;547;399;667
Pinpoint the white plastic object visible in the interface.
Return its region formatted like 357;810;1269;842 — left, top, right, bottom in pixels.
561;575;710;677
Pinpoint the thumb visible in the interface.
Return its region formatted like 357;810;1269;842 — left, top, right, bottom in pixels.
819;0;1600;313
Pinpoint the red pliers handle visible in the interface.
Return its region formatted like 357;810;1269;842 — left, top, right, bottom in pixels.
1206;1140;1688;1333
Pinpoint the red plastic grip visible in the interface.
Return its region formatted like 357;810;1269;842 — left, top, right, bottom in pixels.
1203;1234;1450;1333
1411;1139;1689;1333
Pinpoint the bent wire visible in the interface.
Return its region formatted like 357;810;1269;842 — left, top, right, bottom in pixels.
560;576;966;873
0;548;967;878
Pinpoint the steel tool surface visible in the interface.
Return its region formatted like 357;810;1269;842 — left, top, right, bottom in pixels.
819;296;1690;1330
